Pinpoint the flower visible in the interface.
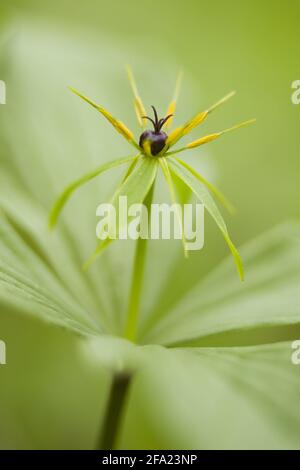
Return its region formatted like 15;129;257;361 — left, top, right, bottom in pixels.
2;27;300;451
49;67;255;280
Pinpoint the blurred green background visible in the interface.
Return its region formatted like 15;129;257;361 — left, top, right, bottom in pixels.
0;0;300;449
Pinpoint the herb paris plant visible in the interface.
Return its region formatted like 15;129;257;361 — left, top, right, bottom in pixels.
1;29;300;450
49;68;255;341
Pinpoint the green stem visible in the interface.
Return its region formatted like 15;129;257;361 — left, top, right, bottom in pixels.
124;183;154;342
98;372;132;450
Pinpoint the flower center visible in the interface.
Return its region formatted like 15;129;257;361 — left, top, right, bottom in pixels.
139;106;172;156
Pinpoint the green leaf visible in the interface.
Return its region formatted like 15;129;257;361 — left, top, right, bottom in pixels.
0;211;102;336
159;157;188;257
1;19;300;452
168;158;244;280
113;156;158;224
172;156;235;213
49;154;138;228
118;342;300;449
82;154;140;269
84;156;158;268
143;222;300;346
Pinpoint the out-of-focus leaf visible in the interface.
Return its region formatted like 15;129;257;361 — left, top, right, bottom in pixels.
0;211;102;336
119;342;300;449
144;222;300;346
0;313;111;449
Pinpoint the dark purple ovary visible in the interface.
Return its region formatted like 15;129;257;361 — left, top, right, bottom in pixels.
139;105;173;156
139;130;168;156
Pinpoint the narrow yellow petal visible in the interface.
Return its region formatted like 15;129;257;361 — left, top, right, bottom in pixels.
206;91;236;113
126;65;147;127
219;118;256;136
186;133;220;149
166;126;184;146
69;86;138;146
116;121;135;142
182;111;209;136
167;91;236;148
167;111;210;146
165;100;176;120
134;97;147;127
164;71;183;130
184;118;255;151
185;92;236;133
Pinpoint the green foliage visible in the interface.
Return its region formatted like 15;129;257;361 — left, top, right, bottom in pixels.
0;18;300;451
168;159;244;280
49;154;137;228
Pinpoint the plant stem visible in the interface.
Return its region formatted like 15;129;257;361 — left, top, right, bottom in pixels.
98;372;132;450
124;184;154;342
